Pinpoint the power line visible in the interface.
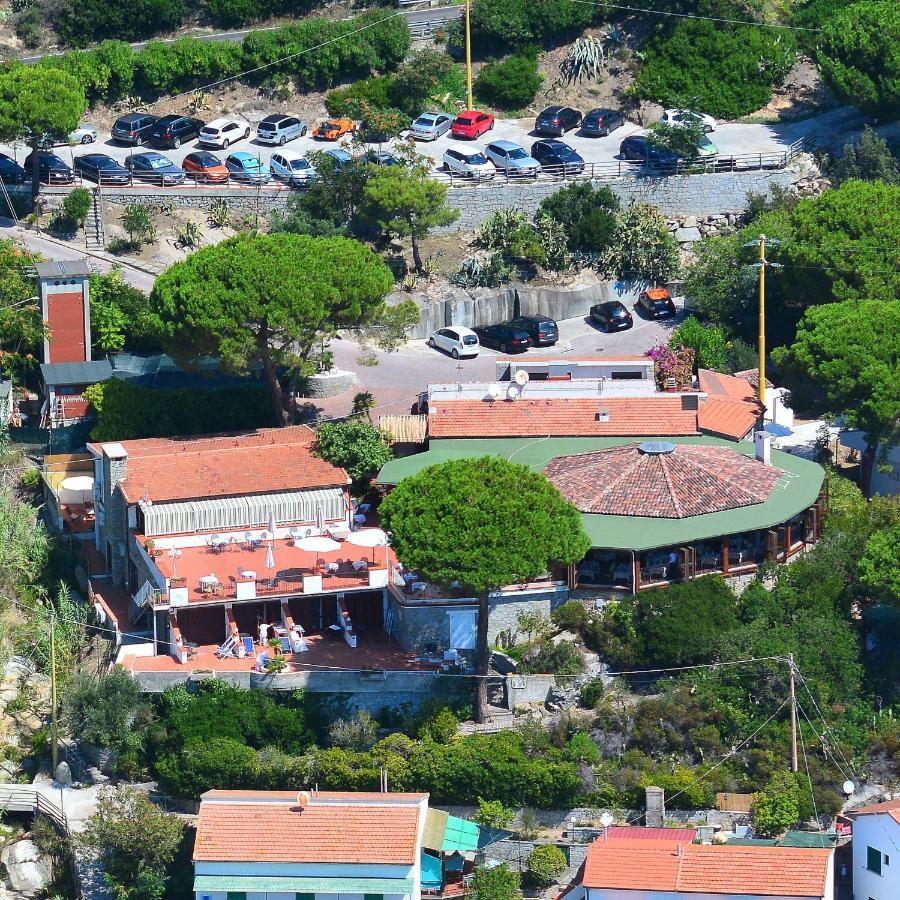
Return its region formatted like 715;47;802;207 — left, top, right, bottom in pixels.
795;708;826;844
567;0;821;31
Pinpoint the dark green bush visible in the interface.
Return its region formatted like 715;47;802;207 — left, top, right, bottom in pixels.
467;0;593;53
579;677;605;708
475;52;543;111
156;738;260;797
62;187;92;225
633;20;797;119
521;640;586;676
526;845;567;887
551;600;590;633
55;0;188;46
538;182;620;253
14;5;43;48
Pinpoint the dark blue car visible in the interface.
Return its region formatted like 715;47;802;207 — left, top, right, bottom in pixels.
619;135;679;168
125;152;185;185
0;153;27;184
530;139;585;175
73;153;131;185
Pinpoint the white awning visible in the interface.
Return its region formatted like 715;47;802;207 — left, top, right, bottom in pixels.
143;488;346;537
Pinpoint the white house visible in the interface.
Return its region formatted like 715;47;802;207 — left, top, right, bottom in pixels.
575;832;834;900
193;790;429;900
851;797;899;900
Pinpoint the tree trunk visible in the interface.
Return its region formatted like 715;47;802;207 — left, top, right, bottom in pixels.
861;442;877;499
261;356;288;427
475;591;490;724
411;232;423;274
29;141;40;202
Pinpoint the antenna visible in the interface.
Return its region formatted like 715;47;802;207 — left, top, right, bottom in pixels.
506;384;521;401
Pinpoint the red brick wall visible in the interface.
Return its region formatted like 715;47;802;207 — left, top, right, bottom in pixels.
47;290;87;363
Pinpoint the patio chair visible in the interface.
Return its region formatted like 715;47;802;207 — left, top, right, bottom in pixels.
215;635;236;658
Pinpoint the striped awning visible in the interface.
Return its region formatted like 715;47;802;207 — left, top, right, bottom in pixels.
143;488;346;537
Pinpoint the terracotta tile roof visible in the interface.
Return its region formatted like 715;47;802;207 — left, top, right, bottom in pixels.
733;368;775;390
89;426;349;503
854;797;900;825
697;370;764;440
194;791;424;864
606;825;697;843
583;842;832;896
544;442;782;518
428;397;699;438
496;355;651;364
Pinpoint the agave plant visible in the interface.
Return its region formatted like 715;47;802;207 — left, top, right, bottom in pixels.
174;221;203;250
208;198;230;229
560;36;606;84
450;253;515;288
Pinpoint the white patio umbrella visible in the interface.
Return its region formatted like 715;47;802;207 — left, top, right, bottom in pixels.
59;475;94;504
268;510;277;539
265;543;275;572
296;535;342;553
345;527;389;564
315;504;324;532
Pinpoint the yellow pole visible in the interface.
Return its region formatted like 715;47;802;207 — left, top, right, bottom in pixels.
465;0;473;110
757;235;766;407
50;612;58;774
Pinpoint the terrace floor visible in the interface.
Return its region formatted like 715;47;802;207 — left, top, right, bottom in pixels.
123;630;432;673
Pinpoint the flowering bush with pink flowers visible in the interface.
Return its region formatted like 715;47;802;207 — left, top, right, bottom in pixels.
645;344;695;389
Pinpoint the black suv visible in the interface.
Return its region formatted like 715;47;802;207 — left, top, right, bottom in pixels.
111;112;159;145
0;153;27;184
146;115;205;148
509;315;559;346
474;323;531;353
590;301;633;331
23;152;73;184
535;105;582;136
581;108;625;137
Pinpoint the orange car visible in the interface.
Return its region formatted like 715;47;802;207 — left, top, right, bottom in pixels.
312;118;355;141
181;150;229;183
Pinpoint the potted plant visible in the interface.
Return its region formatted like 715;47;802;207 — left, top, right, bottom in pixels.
144;539;155;553
267;636;283;655
169;576;186;588
265;656;287;674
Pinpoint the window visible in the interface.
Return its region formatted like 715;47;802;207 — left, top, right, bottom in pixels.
364;894;383;900
297;893;315;900
867;846;882;875
226;892;246;900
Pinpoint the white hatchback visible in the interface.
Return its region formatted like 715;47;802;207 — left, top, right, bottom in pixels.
198;116;252;149
442;145;495;179
661;109;716;132
428;326;480;359
270;149;316;185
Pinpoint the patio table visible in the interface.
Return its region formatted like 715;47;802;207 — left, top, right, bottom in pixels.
351;560;369;571
239;569;257;579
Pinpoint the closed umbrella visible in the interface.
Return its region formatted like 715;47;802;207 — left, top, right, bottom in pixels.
268;510;278;539
345;527;388;564
296;536;341;553
265;543;275;572
315;504;324;532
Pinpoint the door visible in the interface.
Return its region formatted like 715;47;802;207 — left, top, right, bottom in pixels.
448;610;477;650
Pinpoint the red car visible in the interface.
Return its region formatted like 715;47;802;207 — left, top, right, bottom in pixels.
451;110;494;139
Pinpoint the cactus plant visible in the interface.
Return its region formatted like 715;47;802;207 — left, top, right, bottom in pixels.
174;221;203;250
560;36;606;84
208;198;230;228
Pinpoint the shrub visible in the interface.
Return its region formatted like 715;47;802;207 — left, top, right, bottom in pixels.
526;845;567;887
314;420;393;485
551;601;590;634
603;204;680;283
327;76;395;118
475;53;543;110
817;1;900;119
633;20;797;119
475;797;515;828
579;677;605;708
753;771;801;836
669;316;729;371
155;737;259;797
521;640;586;676
537;182;621;254
121;204;155;244
62;668;144;755
55;0;188;46
329;711;378;750
62;187;92;225
14;5;43;48
830;126;900;185
470;864;522;900
467;0;592;54
416;706;460;743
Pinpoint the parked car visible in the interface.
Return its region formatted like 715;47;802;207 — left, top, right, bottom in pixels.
696;135;719;161
412;391;429;415
256;114;308;145
72;153;130;185
68;123;98;144
111;113;159;145
636;287;677;319
270;150;316;185
125;151;186;185
581;108;625;137
146;115;205;149
485;140;540;177
590;300;633;331
451;110;494;139
312;118;355;140
661;109;716;132
535;105;582;136
442;145;494;179
224;152;271;183
362;149;402;167
23;152;73;185
198;116;251;149
474;323;532;353
428;326;480;359
323;148;353;169
181;151;229;183
530;139;585;175
509;314;559;346
411;112;453;141
619;135;680;167
0;154;28;184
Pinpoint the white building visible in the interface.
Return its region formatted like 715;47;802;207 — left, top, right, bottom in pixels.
851;797;900;900
193;790;429;900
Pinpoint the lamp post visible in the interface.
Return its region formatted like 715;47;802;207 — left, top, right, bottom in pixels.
168;546;182;577
465;0;473;111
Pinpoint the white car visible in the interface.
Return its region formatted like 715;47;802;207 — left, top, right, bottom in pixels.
198;116;252;149
68;123;97;144
442;145;495;179
661;109;716;133
270;149;316;185
485;140;540;177
428;326;480;359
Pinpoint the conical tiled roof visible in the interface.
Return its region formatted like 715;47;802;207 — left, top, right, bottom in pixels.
544;442;783;519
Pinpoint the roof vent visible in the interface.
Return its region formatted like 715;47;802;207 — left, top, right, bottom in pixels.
639;441;676;455
596;409;609;422
681;394;699;410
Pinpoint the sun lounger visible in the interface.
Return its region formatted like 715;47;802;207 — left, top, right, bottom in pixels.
215;635;237;658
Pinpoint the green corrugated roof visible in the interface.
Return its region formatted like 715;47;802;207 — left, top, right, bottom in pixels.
726;838;778;846
779;831;835;848
442;815;480;853
377;437;824;552
40;360;113;386
194;875;414;893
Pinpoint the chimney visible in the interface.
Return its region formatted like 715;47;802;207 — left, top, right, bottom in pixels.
754;430;772;464
645;785;665;828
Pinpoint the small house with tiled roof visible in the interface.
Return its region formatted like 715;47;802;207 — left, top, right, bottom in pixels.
193;790;429;900
850;796;900;900
572;832;834;900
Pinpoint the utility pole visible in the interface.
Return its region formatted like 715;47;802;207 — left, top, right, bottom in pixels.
745;236;782;407
464;0;473;110
788;652;798;773
50;611;58;774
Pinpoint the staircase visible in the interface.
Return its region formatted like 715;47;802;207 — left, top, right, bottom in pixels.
84;188;104;250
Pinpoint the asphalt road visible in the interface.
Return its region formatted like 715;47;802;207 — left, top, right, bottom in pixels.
17;4;463;64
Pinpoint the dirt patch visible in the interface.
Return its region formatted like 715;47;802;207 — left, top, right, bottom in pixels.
742;55;836;122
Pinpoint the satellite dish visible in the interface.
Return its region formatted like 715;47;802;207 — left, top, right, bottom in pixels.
297;791;310;807
488;384;502;400
842;780;855;796
514;369;530;386
600;812;614;828
506;384;521;400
